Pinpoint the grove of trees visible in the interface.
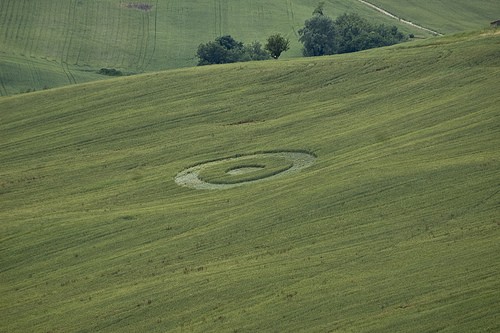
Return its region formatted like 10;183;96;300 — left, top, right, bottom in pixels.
196;35;270;66
299;10;407;56
195;6;407;65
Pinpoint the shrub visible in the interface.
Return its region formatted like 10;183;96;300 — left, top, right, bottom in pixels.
265;34;290;59
98;68;123;76
196;36;270;65
299;11;407;56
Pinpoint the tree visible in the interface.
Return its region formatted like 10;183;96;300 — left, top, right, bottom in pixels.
196;35;244;65
196;41;228;65
265;34;290;59
333;13;372;53
312;1;325;16
298;15;337;56
298;11;407;57
243;41;271;61
196;35;270;65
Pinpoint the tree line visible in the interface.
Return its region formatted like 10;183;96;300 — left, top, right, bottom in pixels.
196;34;290;66
196;5;407;66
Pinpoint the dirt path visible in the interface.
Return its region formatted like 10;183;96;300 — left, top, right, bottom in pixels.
357;0;443;36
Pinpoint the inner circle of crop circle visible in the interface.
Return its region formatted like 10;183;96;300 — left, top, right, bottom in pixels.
174;151;316;190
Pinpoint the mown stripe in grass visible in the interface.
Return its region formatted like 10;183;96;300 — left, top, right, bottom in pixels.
175;151;316;190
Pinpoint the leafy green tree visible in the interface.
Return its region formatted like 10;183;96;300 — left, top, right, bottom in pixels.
243;41;272;61
196;36;270;65
196;35;244;65
333;13;406;53
265;34;290;59
333;13;372;53
312;1;325;16
298;14;337;56
216;35;243;51
298;11;407;57
197;41;229;65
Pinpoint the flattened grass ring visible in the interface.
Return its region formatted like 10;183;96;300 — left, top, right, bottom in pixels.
174;151;316;190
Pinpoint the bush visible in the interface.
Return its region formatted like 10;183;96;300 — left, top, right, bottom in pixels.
299;11;407;56
265;34;290;59
298;14;337;56
98;68;123;76
242;41;272;61
196;35;270;66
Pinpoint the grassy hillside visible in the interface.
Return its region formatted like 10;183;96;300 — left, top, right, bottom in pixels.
368;0;500;34
0;0;437;96
1;30;500;332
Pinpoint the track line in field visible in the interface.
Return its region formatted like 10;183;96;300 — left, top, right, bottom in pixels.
357;0;443;36
132;11;146;71
123;4;135;68
213;0;217;36
218;0;221;36
214;0;223;36
74;0;90;67
145;0;159;69
136;11;146;70
113;3;122;68
65;0;78;82
0;0;11;41
118;3;128;68
108;2;120;68
87;1;99;66
59;1;73;83
18;0;31;55
105;4;121;67
0;73;8;96
139;11;149;70
100;3;111;67
60;0;77;84
40;0;58;58
12;0;27;46
108;3;119;67
26;1;40;57
2;0;14;41
6;0;21;42
0;1;12;54
286;0;298;37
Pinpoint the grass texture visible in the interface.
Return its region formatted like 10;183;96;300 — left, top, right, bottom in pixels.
367;0;500;34
197;155;294;185
0;0;444;96
1;30;499;332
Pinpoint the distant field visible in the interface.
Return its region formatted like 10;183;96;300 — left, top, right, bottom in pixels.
367;0;500;34
0;0;438;96
1;30;499;332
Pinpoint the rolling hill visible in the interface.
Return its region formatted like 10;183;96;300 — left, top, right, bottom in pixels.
1;29;499;332
4;0;498;96
367;0;500;34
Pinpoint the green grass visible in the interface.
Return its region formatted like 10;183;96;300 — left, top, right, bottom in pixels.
197;155;294;185
0;0;442;96
2;1;499;95
1;30;500;332
0;53;106;96
368;0;500;34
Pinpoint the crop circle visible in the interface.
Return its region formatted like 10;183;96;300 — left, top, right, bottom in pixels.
174;151;316;190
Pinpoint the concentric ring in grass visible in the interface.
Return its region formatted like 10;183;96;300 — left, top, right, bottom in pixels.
198;156;293;184
174;151;316;190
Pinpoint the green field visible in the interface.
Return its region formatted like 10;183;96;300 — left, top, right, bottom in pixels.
1;29;499;332
368;0;500;34
5;0;490;96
